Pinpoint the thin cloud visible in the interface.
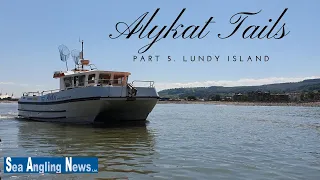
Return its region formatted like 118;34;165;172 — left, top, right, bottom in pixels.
0;82;31;86
19;84;29;87
0;82;14;85
155;76;320;91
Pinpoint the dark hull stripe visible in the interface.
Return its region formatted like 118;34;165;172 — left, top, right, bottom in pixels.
18;115;66;119
18;109;66;113
18;96;159;105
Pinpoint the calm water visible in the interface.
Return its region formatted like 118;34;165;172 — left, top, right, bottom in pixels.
1;103;320;179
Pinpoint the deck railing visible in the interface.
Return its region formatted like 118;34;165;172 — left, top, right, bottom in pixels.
132;80;154;88
22;79;155;97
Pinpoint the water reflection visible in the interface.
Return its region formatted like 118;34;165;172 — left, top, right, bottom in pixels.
17;120;157;175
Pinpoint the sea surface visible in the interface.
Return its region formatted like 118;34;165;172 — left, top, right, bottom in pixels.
0;103;320;179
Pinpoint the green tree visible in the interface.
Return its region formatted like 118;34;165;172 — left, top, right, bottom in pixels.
300;93;305;101
214;95;221;101
308;92;315;100
187;96;196;100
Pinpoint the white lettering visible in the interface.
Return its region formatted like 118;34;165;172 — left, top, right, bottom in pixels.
18;164;23;171
72;164;91;172
12;164;17;172
39;164;44;173
5;157;11;172
56;164;61;173
26;157;33;172
65;157;72;172
77;164;86;172
72;164;78;172
86;164;91;172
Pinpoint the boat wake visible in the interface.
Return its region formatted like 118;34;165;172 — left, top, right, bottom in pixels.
0;112;18;119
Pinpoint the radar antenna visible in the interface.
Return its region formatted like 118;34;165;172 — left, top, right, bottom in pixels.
71;49;81;70
58;44;70;71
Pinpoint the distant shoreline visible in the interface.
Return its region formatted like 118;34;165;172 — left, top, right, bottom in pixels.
1;100;319;107
157;101;320;107
0;100;18;103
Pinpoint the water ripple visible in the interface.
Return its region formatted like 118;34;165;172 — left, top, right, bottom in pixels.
1;103;320;179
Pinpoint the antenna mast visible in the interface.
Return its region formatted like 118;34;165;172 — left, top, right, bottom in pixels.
81;40;84;60
79;39;84;70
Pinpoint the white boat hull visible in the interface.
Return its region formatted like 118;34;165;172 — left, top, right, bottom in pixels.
18;86;159;124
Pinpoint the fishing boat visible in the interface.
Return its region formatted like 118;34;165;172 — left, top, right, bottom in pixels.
18;41;159;124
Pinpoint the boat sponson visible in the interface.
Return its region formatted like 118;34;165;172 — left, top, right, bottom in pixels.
94;98;158;122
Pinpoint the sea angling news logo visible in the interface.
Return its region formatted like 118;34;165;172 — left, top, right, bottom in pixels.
4;157;98;174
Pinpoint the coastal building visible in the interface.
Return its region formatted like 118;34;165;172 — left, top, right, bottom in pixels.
232;91;289;102
270;94;289;102
287;93;301;102
221;96;232;101
0;93;14;100
300;91;320;101
232;93;246;101
159;97;170;101
247;91;271;102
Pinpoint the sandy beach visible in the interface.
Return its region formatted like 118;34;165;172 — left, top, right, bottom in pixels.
157;101;320;107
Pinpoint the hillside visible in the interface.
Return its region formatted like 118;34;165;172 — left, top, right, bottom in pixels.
158;79;320;99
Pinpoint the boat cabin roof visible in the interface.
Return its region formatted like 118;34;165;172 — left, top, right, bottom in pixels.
53;70;131;79
53;69;132;90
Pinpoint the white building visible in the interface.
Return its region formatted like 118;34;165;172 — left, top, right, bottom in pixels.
0;93;13;99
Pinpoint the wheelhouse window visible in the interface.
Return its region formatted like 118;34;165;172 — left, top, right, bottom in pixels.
79;75;85;86
73;76;79;87
99;73;111;85
113;74;125;85
64;77;72;88
73;75;85;87
88;74;96;84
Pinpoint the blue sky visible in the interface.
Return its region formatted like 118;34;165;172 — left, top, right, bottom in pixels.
0;0;319;96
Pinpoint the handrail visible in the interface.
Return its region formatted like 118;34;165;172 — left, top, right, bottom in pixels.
88;64;97;70
23;91;41;96
41;89;60;93
131;80;154;88
41;89;60;95
23;89;60;96
22;79;155;97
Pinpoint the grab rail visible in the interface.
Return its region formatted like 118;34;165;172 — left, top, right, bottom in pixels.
23;91;41;96
41;89;60;95
88;64;97;70
23;89;60;96
131;80;154;88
